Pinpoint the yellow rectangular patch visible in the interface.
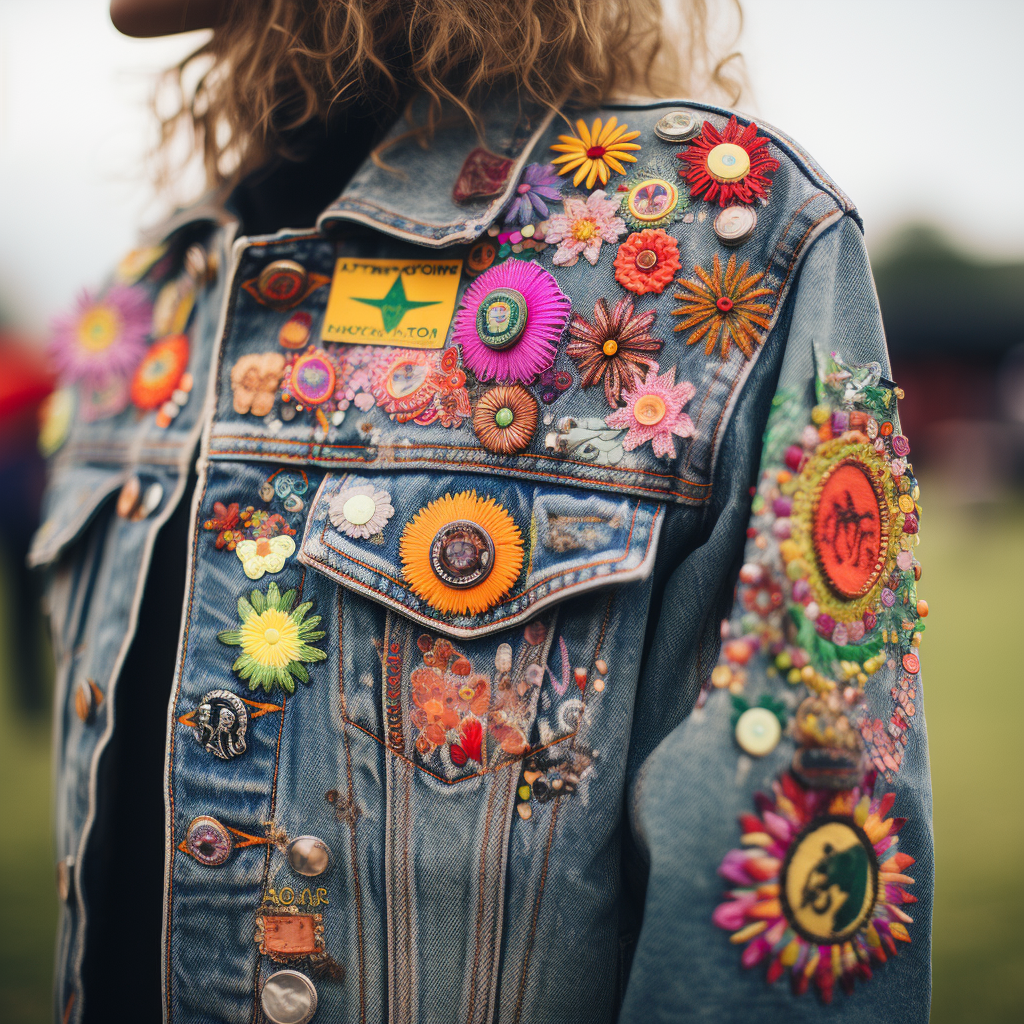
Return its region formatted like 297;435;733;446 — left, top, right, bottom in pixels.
321;258;463;349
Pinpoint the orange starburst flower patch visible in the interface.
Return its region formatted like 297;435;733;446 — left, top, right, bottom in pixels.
130;334;190;410
400;491;524;616
671;254;774;359
550;116;642;190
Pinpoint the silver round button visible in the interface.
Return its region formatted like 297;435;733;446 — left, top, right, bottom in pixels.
261;970;318;1024
713;205;758;246
654;109;703;143
287;836;331;877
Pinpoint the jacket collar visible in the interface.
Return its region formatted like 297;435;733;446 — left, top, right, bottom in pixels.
316;97;555;247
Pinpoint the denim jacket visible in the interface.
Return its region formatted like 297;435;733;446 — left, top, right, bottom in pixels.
34;98;933;1024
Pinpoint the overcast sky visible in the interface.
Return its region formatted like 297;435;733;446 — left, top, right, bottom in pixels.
1;0;1021;335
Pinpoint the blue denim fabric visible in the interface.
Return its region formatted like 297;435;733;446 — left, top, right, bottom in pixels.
37;99;932;1023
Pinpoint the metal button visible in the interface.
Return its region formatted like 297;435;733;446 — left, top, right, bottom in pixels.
476;288;528;350
184;243;215;284
189;690;249;760
185;815;233;866
74;678;102;723
735;707;781;756
633;395;666;426
116;476;141;519
654;109;702;143
706;143;750;182
261;970;318;1024
136;482;164;520
634;248;658;271
430;521;495;589
56;855;75;903
258;260;308;306
287;836;331;877
713;205;758;246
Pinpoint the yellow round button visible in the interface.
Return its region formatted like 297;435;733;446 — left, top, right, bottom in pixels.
633;395;667;426
735;706;782;756
343;493;377;526
602;339;619;357
898;494;915;514
706;143;750;183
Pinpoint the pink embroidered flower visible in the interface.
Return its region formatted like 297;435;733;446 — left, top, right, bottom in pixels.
328;482;394;539
544;191;626;267
605;366;696;459
48;284;152;418
451;260;570;384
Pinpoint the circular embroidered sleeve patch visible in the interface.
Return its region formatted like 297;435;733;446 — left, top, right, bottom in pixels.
811;459;888;599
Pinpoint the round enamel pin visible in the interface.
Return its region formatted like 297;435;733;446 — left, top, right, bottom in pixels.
476;288;529;350
654;109;702;142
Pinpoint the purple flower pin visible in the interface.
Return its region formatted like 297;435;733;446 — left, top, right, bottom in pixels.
503;163;564;225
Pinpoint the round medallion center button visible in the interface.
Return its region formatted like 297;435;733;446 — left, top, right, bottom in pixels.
633;395;667;426
343;493;377;526
635;248;658;271
430;521;495;589
706;143;751;182
476;288;528;350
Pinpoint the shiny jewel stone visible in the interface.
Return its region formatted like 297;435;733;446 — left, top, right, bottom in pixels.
185;815;233;866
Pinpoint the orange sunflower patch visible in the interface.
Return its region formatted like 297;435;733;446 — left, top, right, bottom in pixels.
131;334;190;410
399;491;523;616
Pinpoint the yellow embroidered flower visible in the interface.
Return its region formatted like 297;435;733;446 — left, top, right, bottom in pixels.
235;534;296;580
239;607;302;669
217;582;326;694
550;116;642;189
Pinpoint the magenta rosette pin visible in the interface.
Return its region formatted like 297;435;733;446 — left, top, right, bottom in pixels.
451;260;570;384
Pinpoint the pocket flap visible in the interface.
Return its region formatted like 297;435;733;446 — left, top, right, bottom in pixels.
298;471;664;638
28;463;130;568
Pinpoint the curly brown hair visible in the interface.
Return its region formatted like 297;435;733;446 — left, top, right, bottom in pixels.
157;0;744;190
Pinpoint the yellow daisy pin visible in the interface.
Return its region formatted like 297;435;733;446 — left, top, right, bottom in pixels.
550;116;642;190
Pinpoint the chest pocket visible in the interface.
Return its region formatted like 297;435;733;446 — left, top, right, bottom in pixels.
298;470;663;783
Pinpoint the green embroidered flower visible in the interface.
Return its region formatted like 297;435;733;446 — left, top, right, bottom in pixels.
217;582;326;694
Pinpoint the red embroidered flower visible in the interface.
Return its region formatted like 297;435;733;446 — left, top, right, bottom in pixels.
613;229;681;295
677;116;780;206
567;296;663;408
203;501;242;549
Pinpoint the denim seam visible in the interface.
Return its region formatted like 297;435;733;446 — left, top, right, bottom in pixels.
336;588;368;1023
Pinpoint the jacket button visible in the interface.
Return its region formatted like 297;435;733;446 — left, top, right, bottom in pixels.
476;288;529;350
430;521;495;588
74;677;103;722
654;110;702;143
714;205;757;246
185;815;233;866
258;260;308;306
734;706;781;756
287;836;331;877
56;855;75;902
261;970;318;1024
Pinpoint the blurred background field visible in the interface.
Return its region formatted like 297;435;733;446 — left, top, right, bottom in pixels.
0;1;1022;1022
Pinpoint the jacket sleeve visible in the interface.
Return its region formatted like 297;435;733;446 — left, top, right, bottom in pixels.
619;214;933;1023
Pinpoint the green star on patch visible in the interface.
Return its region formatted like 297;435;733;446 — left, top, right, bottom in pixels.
351;275;441;333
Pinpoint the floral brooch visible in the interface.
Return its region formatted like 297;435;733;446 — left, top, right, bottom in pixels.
543;190;626;268
399;491;524;616
672;254;774;359
604;366;695;458
550;116;642;190
49;284;152;420
217;582;326;694
677;115;780;207
567;296;662;408
451;260;570;384
328;482;395;540
614;230;681;295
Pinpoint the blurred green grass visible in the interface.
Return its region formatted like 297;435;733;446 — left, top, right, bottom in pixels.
0;481;1020;1023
